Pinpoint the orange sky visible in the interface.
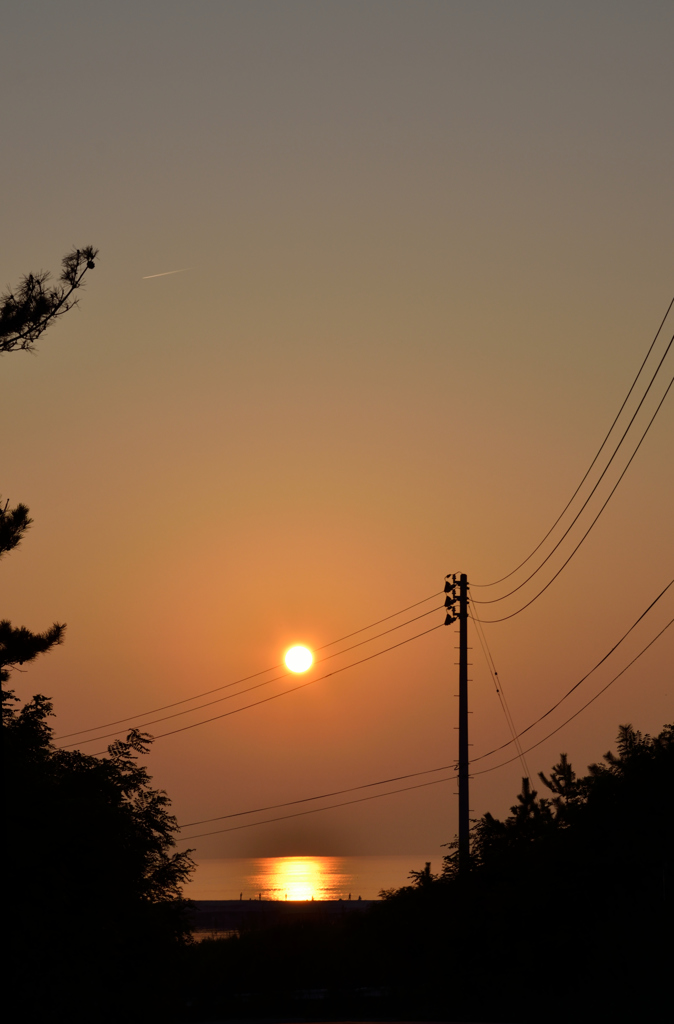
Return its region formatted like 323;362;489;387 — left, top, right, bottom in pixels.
2;0;673;859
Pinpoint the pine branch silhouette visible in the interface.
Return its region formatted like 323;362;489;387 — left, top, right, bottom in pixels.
1;245;98;353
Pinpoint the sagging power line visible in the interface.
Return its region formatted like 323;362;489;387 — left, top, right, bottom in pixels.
176;611;673;843
473;374;673;623
87;621;445;755
473;295;673;589
469;607;530;778
472;335;673;605
57;591;443;742
61;298;673;861
175;578;673;842
471;615;674;778
61;604;441;747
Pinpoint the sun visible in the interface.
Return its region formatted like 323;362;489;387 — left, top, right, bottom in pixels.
284;645;313;673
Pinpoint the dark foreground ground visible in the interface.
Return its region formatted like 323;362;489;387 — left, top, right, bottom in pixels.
180;889;671;1024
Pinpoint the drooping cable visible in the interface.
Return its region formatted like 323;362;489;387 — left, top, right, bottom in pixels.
473;375;673;622
60;607;443;748
471;578;672;761
56;590;442;741
87;621;445;754
469;606;530;778
473;296;674;588
176;612;672;841
472;336;673;605
315;592;443;649
470;616;673;777
177;773;457;842
179;761;457;830
174;583;671;840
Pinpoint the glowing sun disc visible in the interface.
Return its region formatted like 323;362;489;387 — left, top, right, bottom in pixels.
284;645;313;673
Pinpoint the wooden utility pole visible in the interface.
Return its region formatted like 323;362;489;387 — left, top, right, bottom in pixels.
457;572;470;873
444;572;470;873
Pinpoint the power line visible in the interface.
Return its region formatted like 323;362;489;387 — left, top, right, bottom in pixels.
472;335;673;605
316;592;443;648
176;612;672;842
177;774;457;843
56;590;442;741
57;322;674;746
473;374;674;623
471;615;674;778
469;607;530;777
473;296;674;588
174;583;672;840
60;605;444;748
95;573;668;769
179;762;458;830
89;622;445;755
470;578;673;762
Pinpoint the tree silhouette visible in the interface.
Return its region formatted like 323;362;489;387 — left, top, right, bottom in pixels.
0;497;65;682
1;242;196;1020
2;246;97;673
0;245;97;353
3;690;194;1021
0;497;31;555
203;723;672;1024
538;750;585;816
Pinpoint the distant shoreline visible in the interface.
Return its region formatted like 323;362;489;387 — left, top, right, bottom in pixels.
191;897;376;935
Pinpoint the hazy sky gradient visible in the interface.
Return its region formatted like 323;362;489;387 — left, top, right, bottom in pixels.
2;0;672;858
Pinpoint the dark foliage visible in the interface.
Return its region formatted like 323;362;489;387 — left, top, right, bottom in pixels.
2;252;195;1019
0;619;66;683
0;497;32;558
181;723;673;1023
0;244;97;353
0;498;65;682
3;690;194;1022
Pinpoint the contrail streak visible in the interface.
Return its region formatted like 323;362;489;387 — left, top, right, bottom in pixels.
142;268;192;279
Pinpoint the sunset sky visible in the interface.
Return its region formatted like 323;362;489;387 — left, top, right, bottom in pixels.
2;0;672;860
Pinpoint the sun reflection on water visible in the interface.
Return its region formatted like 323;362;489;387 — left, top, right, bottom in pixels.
185;855;438;901
249;856;349;901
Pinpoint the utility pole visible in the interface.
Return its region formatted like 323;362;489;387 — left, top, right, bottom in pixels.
444;572;470;874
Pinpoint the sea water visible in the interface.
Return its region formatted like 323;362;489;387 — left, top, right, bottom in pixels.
183;854;438;901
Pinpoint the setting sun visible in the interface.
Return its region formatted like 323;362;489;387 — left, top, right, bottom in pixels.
284;645;313;673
